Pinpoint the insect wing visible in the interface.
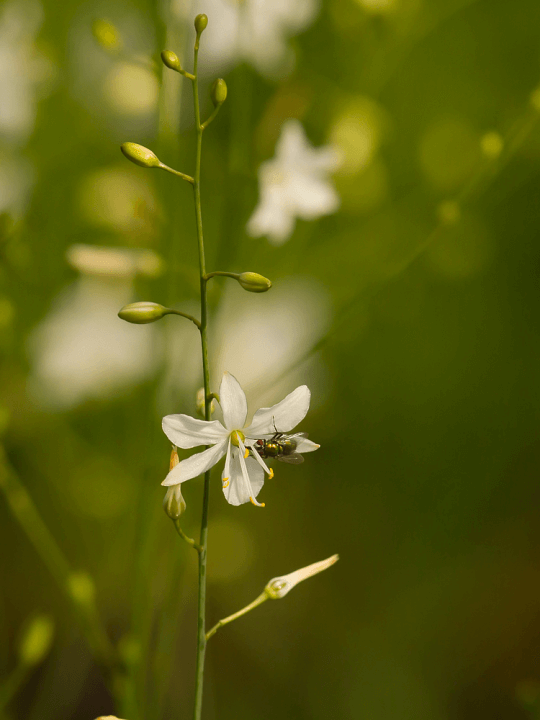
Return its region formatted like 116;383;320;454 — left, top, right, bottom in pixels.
277;453;304;464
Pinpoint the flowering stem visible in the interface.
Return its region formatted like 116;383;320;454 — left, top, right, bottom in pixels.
159;163;195;184
191;30;211;720
205;592;269;641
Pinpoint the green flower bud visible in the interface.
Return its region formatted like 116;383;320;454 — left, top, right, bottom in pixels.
18;615;55;666
194;14;208;33
210;78;227;107
196;388;215;418
67;571;95;606
118;302;169;324
161;50;182;73
237;272;272;293
163;449;187;519
120;142;161;169
92;19;122;51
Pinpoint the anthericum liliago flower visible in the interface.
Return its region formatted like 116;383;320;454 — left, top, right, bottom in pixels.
161;372;319;507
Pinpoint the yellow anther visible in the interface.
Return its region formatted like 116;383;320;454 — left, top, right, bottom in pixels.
268;468;274;479
250;497;265;507
244;448;249;459
222;478;230;488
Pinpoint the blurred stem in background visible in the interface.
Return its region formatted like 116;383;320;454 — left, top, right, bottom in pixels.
0;446;122;700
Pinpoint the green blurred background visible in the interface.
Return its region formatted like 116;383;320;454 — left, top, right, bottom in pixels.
2;0;540;718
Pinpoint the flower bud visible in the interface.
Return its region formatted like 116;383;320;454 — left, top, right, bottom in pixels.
120;143;161;169
196;387;215;418
210;78;227;107
265;554;339;599
161;50;182;73
163;449;186;519
194;14;208;34
92;19;121;51
67;571;95;606
18;615;55;666
118;302;169;324
237;272;272;293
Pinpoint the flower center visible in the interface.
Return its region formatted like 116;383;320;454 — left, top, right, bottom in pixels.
230;430;245;447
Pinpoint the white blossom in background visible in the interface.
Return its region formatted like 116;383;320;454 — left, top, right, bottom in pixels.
172;0;319;77
247;120;341;245
162;372;319;507
0;0;53;143
28;245;163;409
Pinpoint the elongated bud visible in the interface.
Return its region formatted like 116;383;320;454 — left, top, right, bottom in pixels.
210;78;227;107
161;50;182;73
194;14;208;34
18;615;55;666
120;143;161;169
118;301;169;324
265;554;339;599
92;19;122;51
237;272;272;293
163;449;186;519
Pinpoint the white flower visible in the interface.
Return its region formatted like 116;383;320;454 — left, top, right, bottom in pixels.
247;120;341;245
162;372;319;507
171;0;319;77
265;554;339;599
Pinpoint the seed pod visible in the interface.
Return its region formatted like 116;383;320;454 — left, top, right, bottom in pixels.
194;14;208;33
118;302;169;324
237;272;272;293
120;143;161;169
161;50;182;73
210;78;228;107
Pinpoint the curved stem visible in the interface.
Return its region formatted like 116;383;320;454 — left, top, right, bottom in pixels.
166;308;201;329
174;519;202;552
159;163;194;184
191;36;212;720
204;271;240;282
201;105;221;131
205;592;268;641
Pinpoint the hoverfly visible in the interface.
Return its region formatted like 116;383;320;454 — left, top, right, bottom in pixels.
253;430;308;465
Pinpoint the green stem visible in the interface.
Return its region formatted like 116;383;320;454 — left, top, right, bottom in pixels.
204;271;240;282
166;308;201;329
205;592;268;641
191;34;212;720
174;519;202;552
159;163;194;184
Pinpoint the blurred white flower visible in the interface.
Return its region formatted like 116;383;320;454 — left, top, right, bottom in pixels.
247;120;340;245
28;246;162;409
172;0;319;77
0;0;53;143
162;372;319;507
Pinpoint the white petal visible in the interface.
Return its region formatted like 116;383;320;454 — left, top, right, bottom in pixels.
219;372;248;430
295;437;320;454
222;452;264;506
245;385;311;437
162;441;228;486
162;414;228;449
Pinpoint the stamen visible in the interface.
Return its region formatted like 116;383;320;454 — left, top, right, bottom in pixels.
238;437;265;507
250;496;265;507
247;442;273;476
222;478;230;488
244;448;249;459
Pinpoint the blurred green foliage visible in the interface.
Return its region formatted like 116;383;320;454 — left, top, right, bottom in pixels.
2;0;540;719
